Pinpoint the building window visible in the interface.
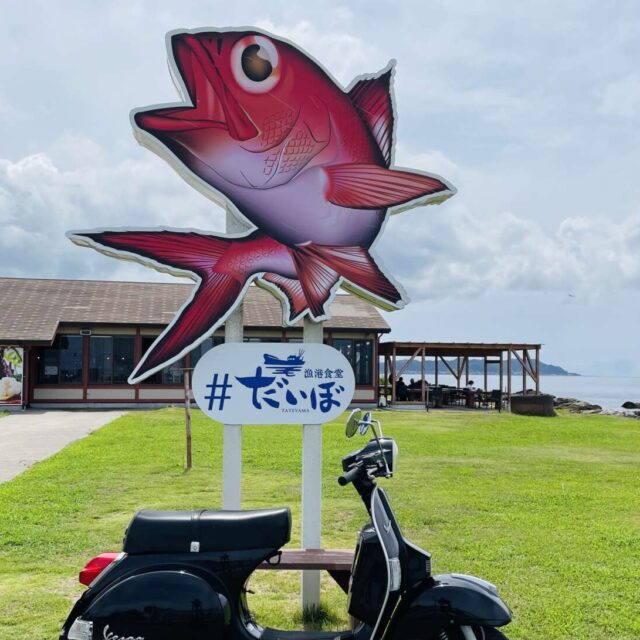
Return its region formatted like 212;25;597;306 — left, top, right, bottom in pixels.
89;336;135;384
190;336;224;369
36;336;83;384
332;338;373;385
139;336;187;385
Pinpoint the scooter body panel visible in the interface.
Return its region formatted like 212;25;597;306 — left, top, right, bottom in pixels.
82;569;228;640
388;573;511;638
60;548;273;640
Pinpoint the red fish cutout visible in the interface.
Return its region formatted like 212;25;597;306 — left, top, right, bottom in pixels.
68;28;456;383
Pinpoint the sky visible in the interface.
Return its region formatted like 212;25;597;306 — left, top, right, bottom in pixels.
0;0;639;376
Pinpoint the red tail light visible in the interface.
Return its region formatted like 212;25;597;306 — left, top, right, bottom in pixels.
79;552;120;586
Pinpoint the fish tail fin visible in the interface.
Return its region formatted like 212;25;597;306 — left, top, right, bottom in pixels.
68;229;246;382
295;243;405;312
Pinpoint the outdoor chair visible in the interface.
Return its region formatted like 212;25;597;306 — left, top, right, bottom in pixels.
428;386;443;408
490;389;503;412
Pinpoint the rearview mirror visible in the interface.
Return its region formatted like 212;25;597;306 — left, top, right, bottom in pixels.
345;409;362;438
358;411;372;435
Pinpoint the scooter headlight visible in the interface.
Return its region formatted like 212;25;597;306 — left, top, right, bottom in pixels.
67;618;93;640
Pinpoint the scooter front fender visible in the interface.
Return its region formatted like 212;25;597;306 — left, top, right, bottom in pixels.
388;573;511;638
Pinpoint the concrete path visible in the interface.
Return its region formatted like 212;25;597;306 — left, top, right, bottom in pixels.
0;410;126;483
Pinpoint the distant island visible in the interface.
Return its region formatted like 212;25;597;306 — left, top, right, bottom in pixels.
389;357;579;377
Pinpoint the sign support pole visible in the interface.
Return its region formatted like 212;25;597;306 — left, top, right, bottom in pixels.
301;317;323;611
222;206;248;511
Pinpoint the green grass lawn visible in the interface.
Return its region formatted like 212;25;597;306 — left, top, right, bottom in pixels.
0;409;639;640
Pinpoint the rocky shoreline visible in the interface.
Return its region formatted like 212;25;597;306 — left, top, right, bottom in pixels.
553;396;640;419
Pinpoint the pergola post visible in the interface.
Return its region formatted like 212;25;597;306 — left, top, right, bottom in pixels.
507;349;512;404
535;347;540;394
483;356;488;392
499;352;504;396
456;356;461;388
435;356;439;386
391;345;397;404
522;349;527;394
384;355;389;402
421;347;426;404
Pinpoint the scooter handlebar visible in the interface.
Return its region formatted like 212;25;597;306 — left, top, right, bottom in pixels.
338;465;362;486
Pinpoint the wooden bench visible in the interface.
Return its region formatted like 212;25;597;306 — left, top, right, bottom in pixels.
259;549;354;593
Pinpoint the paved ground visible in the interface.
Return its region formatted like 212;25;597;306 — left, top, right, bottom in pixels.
0;410;126;483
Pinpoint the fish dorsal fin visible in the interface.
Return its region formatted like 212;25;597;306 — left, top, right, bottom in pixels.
347;63;395;166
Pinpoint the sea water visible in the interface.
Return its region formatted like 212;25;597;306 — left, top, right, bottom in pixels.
417;374;640;410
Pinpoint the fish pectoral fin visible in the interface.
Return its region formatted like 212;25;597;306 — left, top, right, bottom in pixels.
298;243;405;311
290;248;340;320
324;163;454;210
260;274;308;323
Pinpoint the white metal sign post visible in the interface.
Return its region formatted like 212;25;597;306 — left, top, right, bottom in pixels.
222;305;243;511
223;206;248;511
301;318;323;609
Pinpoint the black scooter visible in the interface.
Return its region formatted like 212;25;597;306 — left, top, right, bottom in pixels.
60;410;512;640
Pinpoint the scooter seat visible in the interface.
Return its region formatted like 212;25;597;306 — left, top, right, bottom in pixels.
123;508;291;555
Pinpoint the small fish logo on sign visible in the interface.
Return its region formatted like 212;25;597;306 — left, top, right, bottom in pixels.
68;27;456;384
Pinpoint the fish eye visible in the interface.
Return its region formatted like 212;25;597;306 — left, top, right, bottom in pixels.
231;36;280;93
241;44;272;81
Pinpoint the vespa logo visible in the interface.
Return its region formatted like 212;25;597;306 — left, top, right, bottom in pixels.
103;625;144;640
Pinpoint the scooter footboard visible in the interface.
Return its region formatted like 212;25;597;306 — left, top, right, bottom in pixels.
62;570;230;640
388;573;511;638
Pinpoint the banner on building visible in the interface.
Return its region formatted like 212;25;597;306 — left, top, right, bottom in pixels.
192;342;355;424
0;347;23;406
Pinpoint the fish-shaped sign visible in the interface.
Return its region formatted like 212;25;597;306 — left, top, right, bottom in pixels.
68;27;456;383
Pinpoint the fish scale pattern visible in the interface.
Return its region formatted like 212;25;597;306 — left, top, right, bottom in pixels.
261;110;296;146
278;129;315;174
263;152;279;175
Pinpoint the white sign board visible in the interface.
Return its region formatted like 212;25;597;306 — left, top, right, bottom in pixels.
193;342;355;424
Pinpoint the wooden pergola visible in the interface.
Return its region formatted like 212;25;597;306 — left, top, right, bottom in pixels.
379;341;542;405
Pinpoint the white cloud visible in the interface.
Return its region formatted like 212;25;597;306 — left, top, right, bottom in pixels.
0;139;225;282
379;150;640;302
